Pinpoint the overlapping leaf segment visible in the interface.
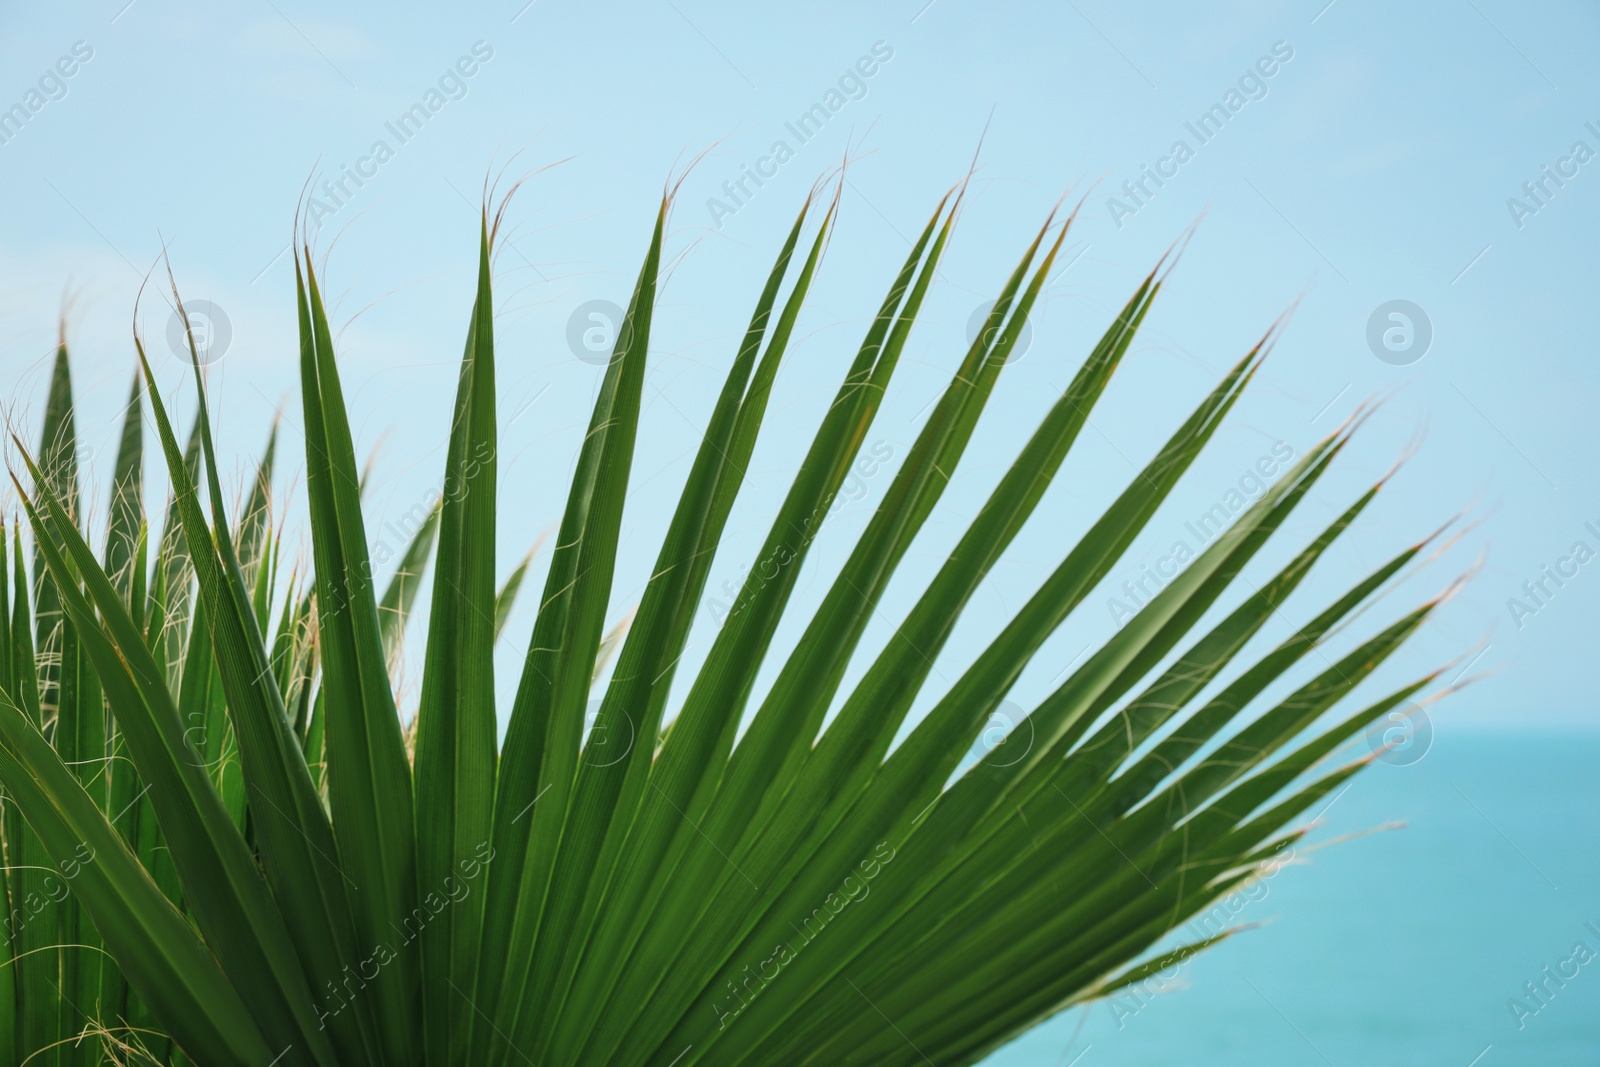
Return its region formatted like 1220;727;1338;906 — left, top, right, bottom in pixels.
0;182;1455;1067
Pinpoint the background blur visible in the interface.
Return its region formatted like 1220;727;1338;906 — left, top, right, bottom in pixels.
0;1;1595;1063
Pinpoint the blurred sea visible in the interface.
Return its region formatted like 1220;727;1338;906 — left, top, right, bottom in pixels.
981;731;1600;1067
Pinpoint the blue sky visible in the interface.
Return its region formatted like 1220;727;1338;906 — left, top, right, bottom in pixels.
0;0;1595;739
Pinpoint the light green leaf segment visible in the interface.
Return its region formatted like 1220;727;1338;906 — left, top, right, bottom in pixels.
0;174;1458;1066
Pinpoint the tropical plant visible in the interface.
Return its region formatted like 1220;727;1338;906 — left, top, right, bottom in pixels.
0;175;1459;1067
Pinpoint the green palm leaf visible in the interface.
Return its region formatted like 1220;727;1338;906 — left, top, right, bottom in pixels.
295;249;421;1064
413;215;502;1066
0;173;1465;1067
